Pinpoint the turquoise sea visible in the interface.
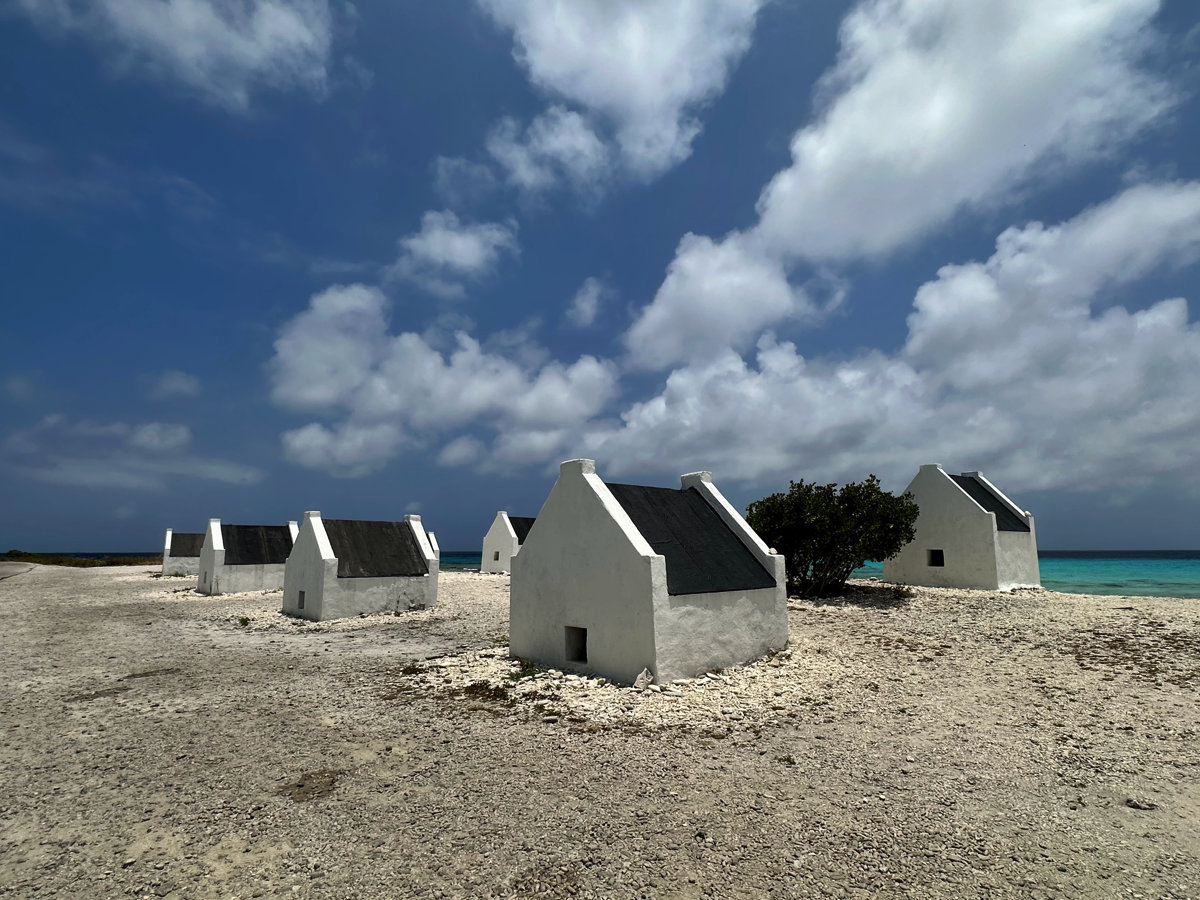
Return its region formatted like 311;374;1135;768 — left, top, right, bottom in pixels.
853;551;1200;599
56;548;1200;600
447;549;1200;598
440;551;486;572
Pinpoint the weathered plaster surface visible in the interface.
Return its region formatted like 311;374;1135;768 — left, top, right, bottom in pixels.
163;557;199;577
652;585;786;682
884;464;1040;590
162;528;199;577
511;459;788;685
282;512;439;621
996;528;1041;589
511;460;660;684
196;518;293;596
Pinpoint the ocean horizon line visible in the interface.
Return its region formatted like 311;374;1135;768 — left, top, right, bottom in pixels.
10;548;1200;559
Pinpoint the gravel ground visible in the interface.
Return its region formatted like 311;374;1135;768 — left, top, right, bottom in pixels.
1;564;1198;899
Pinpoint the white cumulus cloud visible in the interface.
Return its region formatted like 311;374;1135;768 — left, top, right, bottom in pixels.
588;182;1200;497
271;284;620;475
478;0;766;182
281;421;407;479
753;0;1173;262
487;106;611;196
624;0;1175;372
385;210;519;299
437;435;486;468
624;233;807;370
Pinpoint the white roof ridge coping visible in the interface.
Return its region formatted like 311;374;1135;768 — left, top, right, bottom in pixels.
680;470;780;569
561;458;658;560
960;470;1032;523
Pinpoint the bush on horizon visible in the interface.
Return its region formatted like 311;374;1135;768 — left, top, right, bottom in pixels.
746;476;919;598
4;549;162;567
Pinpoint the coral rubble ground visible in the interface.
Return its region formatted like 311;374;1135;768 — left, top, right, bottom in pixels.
1;566;1198;899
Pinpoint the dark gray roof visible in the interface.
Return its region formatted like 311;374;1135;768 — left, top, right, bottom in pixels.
606;483;775;596
221;524;293;565
168;532;203;558
509;516;536;544
322;519;429;578
950;475;1030;532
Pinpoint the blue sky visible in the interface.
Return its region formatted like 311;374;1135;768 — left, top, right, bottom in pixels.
2;0;1200;552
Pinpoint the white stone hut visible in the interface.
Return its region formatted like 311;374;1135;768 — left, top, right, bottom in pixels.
162;528;203;576
510;459;787;685
197;519;298;595
883;464;1040;590
480;511;536;573
282;511;440;621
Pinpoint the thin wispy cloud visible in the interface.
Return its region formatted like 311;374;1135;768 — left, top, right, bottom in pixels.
13;0;337;110
149;370;201;399
1;415;262;491
563;277;609;329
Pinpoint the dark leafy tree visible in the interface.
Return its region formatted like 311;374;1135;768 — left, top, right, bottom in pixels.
746;476;919;598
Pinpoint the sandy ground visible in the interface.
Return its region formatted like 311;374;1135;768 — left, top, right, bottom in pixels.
1;565;1198;900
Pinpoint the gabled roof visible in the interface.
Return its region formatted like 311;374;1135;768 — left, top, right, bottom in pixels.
509;516;536;544
168;532;204;558
949;474;1030;532
322;519;428;578
606;483;775;596
221;524;293;565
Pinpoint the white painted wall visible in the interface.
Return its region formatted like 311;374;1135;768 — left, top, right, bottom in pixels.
970;471;1040;589
197;519;223;594
511;459;660;684
996;527;1041;589
481;511;520;573
652;584;786;681
511;459;788;684
281;511;331;617
883;465;1040;590
656;471;788;680
162;528;199;577
282;511;439;621
196;517;294;596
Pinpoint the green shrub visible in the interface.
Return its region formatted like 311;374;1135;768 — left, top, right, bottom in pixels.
746;475;918;598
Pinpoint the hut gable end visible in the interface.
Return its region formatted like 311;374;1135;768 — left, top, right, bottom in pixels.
606;483;775;596
321;518;429;578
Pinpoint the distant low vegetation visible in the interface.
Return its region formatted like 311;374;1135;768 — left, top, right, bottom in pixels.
4;550;162;567
746;476;919;598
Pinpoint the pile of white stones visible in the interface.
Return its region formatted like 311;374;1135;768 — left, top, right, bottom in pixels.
398;645;844;732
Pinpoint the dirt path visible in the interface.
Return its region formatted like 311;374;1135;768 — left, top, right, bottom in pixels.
1;565;1197;899
0;562;35;582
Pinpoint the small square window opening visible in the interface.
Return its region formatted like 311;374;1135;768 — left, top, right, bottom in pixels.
927;549;945;567
565;626;587;664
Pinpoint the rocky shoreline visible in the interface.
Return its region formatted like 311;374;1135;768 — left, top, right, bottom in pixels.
2;565;1197;899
